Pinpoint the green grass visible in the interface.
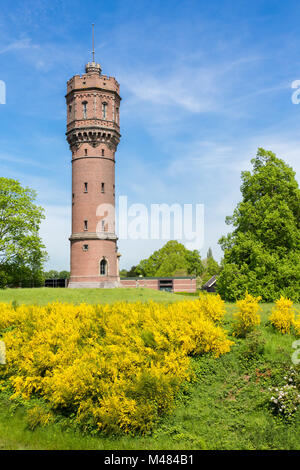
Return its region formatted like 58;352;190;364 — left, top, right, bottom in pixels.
0;287;190;306
0;294;300;450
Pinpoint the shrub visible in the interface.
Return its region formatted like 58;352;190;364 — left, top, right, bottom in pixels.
268;367;300;420
269;296;295;334
197;292;226;323
26;405;53;430
233;293;262;337
0;300;233;435
238;330;265;361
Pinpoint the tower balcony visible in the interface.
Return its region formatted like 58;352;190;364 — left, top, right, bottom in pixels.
66;125;120;151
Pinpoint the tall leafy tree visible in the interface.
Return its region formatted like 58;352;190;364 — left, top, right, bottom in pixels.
59;270;70;279
217;148;300;301
201;249;221;285
135;240;203;277
0;177;48;287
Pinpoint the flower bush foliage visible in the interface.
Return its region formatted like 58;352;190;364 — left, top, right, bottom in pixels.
0;299;233;434
269;296;296;334
197;292;226;323
233;293;262;337
269;367;300;420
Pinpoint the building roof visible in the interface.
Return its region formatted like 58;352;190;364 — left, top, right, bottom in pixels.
202;275;217;288
120;276;196;280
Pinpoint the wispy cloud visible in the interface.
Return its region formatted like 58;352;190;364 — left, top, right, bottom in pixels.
119;55;264;117
0;38;39;54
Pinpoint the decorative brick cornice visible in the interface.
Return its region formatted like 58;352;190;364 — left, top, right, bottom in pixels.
69;232;118;241
66;126;120;151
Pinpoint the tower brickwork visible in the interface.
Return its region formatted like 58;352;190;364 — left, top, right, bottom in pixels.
66;61;121;288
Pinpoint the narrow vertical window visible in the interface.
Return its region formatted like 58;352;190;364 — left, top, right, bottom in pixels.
82;101;87;119
102;102;107;119
101;220;105;231
116;107;119;124
101;149;105;156
85;148;88;156
84;182;88;193
100;258;107;276
84;220;88;230
101;182;105;193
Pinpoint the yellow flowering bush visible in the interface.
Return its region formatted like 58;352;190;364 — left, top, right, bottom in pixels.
0;300;233;434
269;297;295;334
197;292;226;323
233;293;262;337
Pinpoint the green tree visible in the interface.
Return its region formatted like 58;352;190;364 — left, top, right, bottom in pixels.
59;270;70;279
127;265;139;277
135;240;203;277
0;178;48;288
43;270;60;279
201;250;221;285
217;148;300;301
119;269;127;277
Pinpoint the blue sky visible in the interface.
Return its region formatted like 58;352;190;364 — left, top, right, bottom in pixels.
0;0;300;271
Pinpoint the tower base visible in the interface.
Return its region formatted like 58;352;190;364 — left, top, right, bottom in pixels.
68;280;121;289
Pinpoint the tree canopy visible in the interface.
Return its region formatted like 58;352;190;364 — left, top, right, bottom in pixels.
0;177;48;287
217;148;300;301
200;249;221;285
134;240;204;277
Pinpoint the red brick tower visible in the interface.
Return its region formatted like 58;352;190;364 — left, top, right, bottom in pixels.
66;58;121;288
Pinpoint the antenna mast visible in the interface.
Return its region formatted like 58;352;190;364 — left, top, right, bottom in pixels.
92;23;95;62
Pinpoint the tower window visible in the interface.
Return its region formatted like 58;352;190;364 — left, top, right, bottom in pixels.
69;105;72;114
85;148;88;156
84;182;88;193
100;258;107;276
101;182;105;193
102;102;107;119
82;101;87;119
83;244;89;251
101;220;105;231
102;149;105;156
116;107;119;124
84;220;88;230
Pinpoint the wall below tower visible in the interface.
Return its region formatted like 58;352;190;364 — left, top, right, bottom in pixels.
69;239;120;288
119;277;197;293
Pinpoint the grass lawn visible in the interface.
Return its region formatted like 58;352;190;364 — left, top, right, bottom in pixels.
0;290;299;450
0;287;190;305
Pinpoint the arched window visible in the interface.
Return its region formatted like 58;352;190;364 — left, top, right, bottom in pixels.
82;101;88;119
100;258;107;276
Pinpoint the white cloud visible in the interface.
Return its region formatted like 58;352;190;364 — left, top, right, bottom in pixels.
0;38;38;54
